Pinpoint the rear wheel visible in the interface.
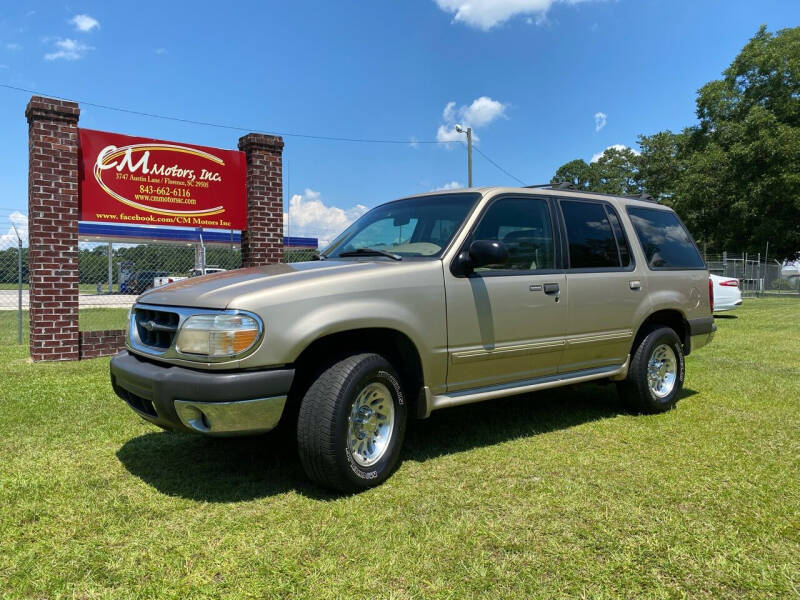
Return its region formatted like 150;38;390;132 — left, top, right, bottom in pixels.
618;326;685;414
297;353;407;492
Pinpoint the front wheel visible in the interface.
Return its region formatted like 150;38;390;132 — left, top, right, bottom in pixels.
617;326;685;414
297;353;407;492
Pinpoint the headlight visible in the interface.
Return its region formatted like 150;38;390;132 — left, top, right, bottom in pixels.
175;313;261;358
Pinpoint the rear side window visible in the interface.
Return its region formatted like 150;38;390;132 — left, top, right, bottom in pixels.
561;200;623;269
627;206;705;269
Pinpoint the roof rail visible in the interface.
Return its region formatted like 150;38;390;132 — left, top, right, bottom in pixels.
624;192;658;203
524;183;660;203
524;182;579;190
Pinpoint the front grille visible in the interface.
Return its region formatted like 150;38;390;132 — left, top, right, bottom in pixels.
134;307;180;350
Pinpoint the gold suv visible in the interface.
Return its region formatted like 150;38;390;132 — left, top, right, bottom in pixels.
111;185;715;492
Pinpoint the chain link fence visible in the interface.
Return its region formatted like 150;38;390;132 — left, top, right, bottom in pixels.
77;241;317;307
704;252;800;297
0;212;27;343
77;241;243;307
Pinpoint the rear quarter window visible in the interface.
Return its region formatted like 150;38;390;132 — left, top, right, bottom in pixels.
626;206;705;269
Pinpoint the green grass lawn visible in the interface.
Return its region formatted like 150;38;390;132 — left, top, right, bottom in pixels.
0;300;798;599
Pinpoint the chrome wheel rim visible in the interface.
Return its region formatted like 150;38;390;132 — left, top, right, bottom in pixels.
347;382;395;467
647;344;677;399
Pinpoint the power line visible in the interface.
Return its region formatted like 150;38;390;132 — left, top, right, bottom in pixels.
1;83;442;145
473;146;527;186
1;82;528;185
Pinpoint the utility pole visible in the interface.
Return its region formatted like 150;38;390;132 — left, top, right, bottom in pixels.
455;124;473;187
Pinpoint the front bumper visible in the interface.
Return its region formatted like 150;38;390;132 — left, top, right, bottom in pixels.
110;350;294;436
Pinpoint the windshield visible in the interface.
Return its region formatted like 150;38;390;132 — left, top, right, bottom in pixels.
323;193;480;259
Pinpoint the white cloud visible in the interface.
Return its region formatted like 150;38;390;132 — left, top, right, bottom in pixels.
594;111;607;132
433;181;464;191
284;189;367;248
0;212;28;246
70;14;100;32
44;38;93;61
433;0;599;31
436;95;507;144
442;101;457;122
590;144;640;163
6;43;21;51
154;48;167;55
461;96;507;127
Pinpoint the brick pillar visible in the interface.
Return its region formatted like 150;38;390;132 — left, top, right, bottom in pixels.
26;96;80;361
238;133;284;266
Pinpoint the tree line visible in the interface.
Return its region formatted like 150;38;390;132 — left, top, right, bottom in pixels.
551;26;800;258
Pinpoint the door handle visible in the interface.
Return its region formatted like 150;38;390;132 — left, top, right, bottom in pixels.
543;283;560;295
629;280;641;290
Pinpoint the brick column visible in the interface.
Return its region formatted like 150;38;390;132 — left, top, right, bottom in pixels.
238;133;284;266
26;96;80;361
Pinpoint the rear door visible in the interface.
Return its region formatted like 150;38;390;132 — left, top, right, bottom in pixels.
558;198;646;373
445;195;567;391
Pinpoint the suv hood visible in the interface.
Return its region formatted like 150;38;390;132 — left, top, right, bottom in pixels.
137;260;396;310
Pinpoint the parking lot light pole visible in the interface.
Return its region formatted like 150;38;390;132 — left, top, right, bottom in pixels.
455;124;473;187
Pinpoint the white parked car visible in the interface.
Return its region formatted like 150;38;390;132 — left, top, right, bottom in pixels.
710;274;742;312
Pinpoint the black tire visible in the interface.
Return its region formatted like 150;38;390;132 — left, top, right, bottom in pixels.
297;353;407;492
617;326;685;414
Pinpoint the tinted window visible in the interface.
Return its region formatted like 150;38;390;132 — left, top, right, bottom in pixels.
627;207;705;269
472;197;555;271
606;206;631;267
561;201;620;269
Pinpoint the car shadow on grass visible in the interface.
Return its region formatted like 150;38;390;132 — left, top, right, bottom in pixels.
116;383;698;502
404;383;695;463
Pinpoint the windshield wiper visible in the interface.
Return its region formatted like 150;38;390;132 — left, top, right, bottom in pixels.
337;247;403;261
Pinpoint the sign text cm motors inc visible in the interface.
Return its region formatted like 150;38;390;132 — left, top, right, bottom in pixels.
79;128;247;230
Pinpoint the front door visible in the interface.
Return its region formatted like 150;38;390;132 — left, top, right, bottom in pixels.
445;196;567;392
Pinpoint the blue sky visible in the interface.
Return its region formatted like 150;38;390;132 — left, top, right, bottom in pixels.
1;0;799;244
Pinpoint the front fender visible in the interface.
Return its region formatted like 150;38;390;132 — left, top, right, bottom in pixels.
282;300;433;363
235;261;450;392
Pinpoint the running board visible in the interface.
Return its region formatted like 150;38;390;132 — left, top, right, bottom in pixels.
430;357;629;412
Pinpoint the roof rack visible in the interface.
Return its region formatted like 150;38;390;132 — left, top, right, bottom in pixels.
624;192;657;203
524;182;576;190
523;183;659;203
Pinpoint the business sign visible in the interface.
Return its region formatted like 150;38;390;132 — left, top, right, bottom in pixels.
79;128;247;229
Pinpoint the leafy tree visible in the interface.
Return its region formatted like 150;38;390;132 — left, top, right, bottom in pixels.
591;146;642;195
551;159;593;190
551;147;641;195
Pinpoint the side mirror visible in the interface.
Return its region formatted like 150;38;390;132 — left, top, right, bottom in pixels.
469;240;508;268
452;240;508;276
